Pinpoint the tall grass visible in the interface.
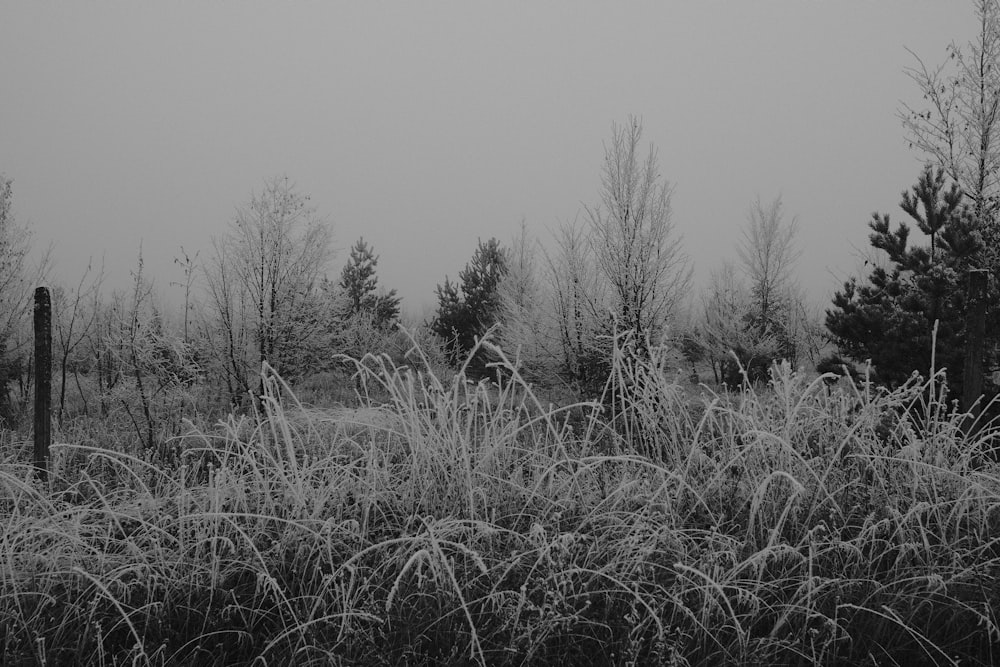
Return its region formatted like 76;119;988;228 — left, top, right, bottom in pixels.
1;337;998;665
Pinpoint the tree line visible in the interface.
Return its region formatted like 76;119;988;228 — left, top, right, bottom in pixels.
1;0;999;442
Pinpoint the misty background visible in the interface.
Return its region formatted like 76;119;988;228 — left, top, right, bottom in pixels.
0;2;969;314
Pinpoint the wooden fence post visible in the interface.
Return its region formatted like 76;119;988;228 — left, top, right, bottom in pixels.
961;269;988;417
33;286;51;481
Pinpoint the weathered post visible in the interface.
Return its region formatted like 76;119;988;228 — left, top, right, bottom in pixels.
33;286;51;481
961;269;988;417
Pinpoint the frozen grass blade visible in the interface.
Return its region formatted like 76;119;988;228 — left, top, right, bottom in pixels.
1;336;998;665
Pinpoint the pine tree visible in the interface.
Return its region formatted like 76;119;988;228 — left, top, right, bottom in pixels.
431;277;471;360
459;237;507;327
826;166;996;397
431;238;508;375
338;237;401;328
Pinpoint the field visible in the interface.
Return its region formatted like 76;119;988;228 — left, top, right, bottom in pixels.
1;342;999;666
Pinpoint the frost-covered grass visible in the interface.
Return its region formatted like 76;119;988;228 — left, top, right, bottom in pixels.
2;342;999;666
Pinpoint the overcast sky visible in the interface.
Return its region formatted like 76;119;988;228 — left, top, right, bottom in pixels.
0;2;973;317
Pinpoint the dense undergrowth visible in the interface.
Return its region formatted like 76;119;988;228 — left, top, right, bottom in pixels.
1;340;999;666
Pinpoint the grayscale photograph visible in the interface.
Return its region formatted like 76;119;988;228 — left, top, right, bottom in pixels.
1;2;998;665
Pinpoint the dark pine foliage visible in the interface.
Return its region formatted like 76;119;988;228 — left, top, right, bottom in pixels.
431;238;508;378
826;166;999;399
338;237;401;329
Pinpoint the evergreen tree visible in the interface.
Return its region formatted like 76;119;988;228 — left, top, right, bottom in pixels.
432;277;472;359
459;237;507;327
826;166;996;397
431;238;508;375
338;237;401;328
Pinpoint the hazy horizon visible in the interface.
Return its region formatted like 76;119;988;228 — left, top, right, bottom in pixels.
0;2;972;318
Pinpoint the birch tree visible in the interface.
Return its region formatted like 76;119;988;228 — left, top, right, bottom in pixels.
204;177;334;403
497;220;611;392
584;117;691;347
699;262;758;384
546;221;612;392
496;221;549;379
737;196;799;329
736;195;813;368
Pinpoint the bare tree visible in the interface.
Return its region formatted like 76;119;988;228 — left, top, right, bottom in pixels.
172;247;199;343
498;119;691;396
0;175;50;422
499;220;539;320
547;221;612;392
584;117;691;346
76;248;165;449
204;177;334;404
52;258;104;424
699;262;759;383
122;249;156;450
85;295;117;414
901;0;1000;251
736;195;800;328
693;198;817;385
202;235;252;402
90;249;198;453
496;220;549;379
497;219;612;393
